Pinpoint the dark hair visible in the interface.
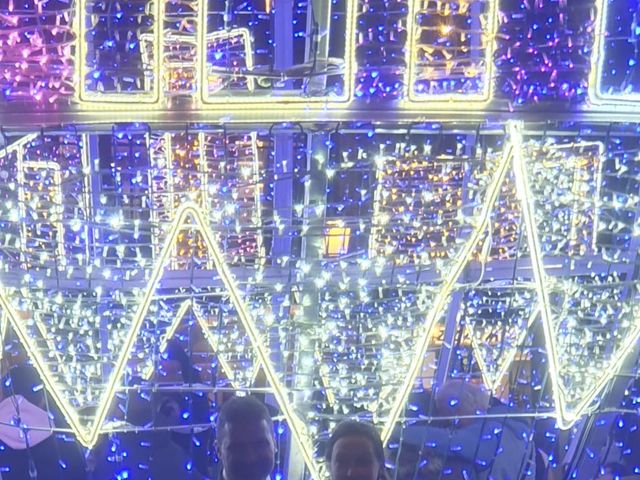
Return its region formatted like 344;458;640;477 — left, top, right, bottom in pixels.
162;340;201;384
326;420;387;477
3;365;45;406
216;396;273;441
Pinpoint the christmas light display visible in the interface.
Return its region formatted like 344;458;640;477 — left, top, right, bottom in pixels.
1;121;640;478
72;0;358;109
513;126;639;428
404;0;498;104
3;0;640;478
196;0;357;107
0;0;637;111
494;0;595;105
0;0;75;104
77;0;162;104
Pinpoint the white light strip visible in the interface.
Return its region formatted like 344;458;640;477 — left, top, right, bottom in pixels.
589;0;640;106
0;309;6;363
381;122;516;443
510;121;568;422
512;125;640;428
142;298;261;388
0;203;320;478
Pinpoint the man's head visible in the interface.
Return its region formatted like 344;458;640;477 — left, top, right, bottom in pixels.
157;340;198;384
216;395;275;480
326;420;387;480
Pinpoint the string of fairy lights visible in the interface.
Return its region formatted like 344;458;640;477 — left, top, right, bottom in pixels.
0;121;639;478
0;0;639;109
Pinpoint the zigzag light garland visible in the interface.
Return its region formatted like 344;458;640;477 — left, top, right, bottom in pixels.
0;202;320;478
1;123;640;478
512;124;640;427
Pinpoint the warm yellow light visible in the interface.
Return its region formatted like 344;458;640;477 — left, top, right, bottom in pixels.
440;24;453;36
149;131;264;268
324;220;351;257
403;0;499;108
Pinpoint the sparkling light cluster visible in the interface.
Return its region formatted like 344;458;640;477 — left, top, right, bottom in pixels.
2;0;634;109
313;127;513;449
354;0;407;100
371;152;466;263
406;0;497;101
79;0;159;101
526;141;602;255
1;123;640;479
0;0;75;103
494;0;596;105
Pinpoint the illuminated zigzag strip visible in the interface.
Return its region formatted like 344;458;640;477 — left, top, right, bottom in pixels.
510;122;640;428
380;121;516;443
142;298;261;388
381;121;630;438
3;124;640;477
0;203;321;478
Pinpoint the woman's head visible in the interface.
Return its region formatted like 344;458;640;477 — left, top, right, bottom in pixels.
326;420;387;480
434;380;489;426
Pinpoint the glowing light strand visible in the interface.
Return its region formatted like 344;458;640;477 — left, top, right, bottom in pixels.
590;0;640;105
381;122;516;443
512;123;640;428
0;202;321;478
